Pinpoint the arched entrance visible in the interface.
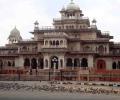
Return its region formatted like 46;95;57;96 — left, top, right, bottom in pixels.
56;40;59;46
74;58;80;67
8;61;11;67
60;59;63;68
81;58;88;67
12;61;15;67
31;58;37;69
38;58;43;69
112;62;117;69
45;59;48;68
51;56;58;69
117;61;120;69
98;45;104;54
24;58;30;68
0;60;3;69
66;58;73;67
97;60;106;70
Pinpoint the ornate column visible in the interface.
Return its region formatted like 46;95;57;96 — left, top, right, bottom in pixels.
17;56;24;68
88;55;93;68
43;54;50;70
59;55;65;69
72;58;74;70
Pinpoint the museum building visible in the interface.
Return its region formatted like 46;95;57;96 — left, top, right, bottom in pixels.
0;0;120;81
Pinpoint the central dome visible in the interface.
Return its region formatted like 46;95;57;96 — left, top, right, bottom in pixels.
66;0;80;11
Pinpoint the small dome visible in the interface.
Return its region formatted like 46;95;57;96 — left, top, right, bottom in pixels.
61;6;66;11
10;27;20;36
8;27;22;41
34;20;39;25
92;19;97;24
66;0;80;11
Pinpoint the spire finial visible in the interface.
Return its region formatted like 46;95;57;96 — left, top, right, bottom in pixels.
71;0;73;3
70;0;74;4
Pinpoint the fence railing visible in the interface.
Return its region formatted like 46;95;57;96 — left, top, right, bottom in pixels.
0;72;120;82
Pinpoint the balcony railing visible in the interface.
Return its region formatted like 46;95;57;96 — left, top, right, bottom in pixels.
101;31;110;36
18;50;38;54
114;42;120;46
41;48;68;53
53;17;89;21
42;45;67;49
44;32;68;37
0;51;18;56
39;26;54;30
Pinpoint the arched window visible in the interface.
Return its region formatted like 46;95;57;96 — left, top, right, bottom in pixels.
96;47;98;52
60;59;63;68
31;58;37;69
12;61;15;67
8;51;11;54
117;61;120;69
24;58;30;68
60;40;63;45
67;14;69;17
53;40;56;46
73;13;75;16
98;45;104;54
81;58;88;67
84;46;90;52
56;40;59;46
97;60;106;70
71;25;74;29
105;47;107;53
51;56;59;69
69;26;71;29
35;46;37;51
45;59;48;68
80;26;82;29
22;46;27;51
45;40;48;45
74;58;80;67
50;41;52;45
66;58;73;67
112;62;117;69
59;26;61;29
38;58;43;69
8;61;11;67
66;26;68;29
0;60;3;69
32;46;37;51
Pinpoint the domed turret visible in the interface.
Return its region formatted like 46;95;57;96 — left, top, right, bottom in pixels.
66;0;80;11
61;6;66;12
92;19;97;24
34;20;39;31
8;27;22;44
91;19;97;29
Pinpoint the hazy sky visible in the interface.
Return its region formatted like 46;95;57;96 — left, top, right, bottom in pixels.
0;0;120;46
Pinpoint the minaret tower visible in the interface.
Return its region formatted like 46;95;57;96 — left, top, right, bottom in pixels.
91;19;97;29
34;20;39;31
